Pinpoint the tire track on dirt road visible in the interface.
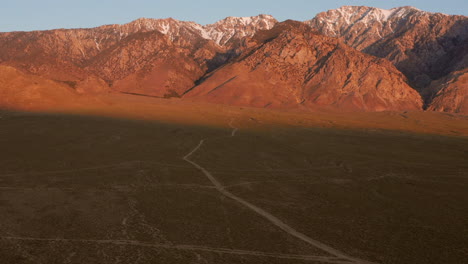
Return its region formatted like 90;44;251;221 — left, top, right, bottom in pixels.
183;121;377;264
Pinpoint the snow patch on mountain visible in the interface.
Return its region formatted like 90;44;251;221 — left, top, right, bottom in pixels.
115;14;277;46
305;6;428;40
380;8;394;21
310;6;425;27
204;14;277;45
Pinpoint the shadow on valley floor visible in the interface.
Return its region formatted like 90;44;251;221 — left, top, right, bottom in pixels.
0;110;467;264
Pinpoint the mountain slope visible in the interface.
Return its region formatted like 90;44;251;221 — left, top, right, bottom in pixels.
0;66;79;110
185;21;423;111
0;15;278;97
85;30;223;97
307;6;468;112
1;8;467;113
428;69;468;113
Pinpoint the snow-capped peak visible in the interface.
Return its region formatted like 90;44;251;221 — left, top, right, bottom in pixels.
204;14;278;45
320;6;423;24
381;6;424;20
116;14;278;46
379;8;396;21
305;5;428;38
110;7;429;47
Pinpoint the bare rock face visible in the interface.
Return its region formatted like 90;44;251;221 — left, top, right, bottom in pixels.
307;6;468;109
185;21;423;111
428;69;468;114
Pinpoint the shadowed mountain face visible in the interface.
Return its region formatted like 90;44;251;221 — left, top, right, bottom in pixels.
0;7;466;113
307;6;468;111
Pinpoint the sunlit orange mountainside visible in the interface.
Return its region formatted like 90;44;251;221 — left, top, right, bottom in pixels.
0;6;467;136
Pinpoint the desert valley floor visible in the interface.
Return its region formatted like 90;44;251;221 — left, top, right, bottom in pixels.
0;96;467;264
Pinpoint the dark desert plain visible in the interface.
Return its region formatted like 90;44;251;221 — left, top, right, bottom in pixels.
0;94;467;264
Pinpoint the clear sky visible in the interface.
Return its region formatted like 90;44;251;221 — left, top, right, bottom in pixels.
1;0;467;32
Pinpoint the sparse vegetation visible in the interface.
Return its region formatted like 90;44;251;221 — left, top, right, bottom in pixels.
0;111;467;264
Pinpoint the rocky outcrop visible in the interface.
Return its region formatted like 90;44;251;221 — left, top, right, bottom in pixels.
185;21;423;111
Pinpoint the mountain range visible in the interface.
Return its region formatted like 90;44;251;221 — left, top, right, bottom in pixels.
0;6;467;113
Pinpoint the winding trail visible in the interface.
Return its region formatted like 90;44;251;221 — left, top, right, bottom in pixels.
183;121;377;264
0;120;377;263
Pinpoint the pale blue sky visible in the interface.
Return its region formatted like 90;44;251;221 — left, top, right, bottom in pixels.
1;0;467;32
